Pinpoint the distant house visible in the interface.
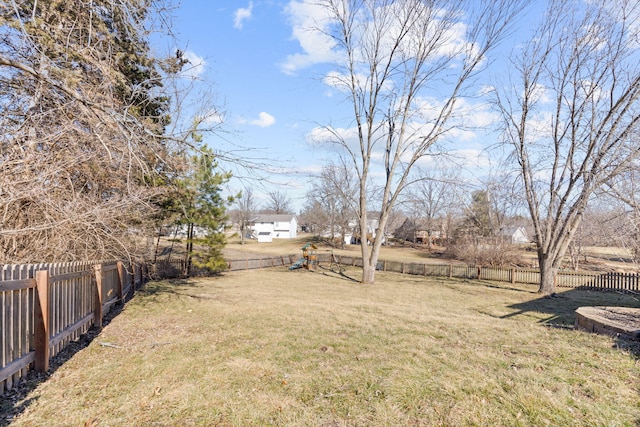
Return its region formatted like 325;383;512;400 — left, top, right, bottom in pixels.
345;216;381;244
252;214;298;241
500;226;529;244
393;217;448;245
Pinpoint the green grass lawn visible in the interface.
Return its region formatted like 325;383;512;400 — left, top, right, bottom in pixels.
6;267;640;426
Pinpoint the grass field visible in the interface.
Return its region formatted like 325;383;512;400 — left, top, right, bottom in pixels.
222;233;462;265
4;265;639;426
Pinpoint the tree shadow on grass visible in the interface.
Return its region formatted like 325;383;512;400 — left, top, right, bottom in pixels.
317;265;360;283
136;278;197;297
501;287;640;358
135;277;230;303
500;286;640;426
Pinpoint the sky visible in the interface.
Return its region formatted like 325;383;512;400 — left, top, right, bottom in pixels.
161;1;541;212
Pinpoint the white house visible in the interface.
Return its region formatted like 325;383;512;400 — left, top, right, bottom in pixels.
345;216;381;245
252;214;298;241
500;226;529;244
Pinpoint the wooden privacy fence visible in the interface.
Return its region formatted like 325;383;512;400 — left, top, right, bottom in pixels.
227;254;299;271
225;252;640;293
1;260;147;395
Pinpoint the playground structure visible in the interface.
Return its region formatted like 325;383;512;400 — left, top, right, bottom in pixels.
289;242;318;270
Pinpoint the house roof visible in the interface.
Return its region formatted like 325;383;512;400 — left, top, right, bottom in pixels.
253;214;296;223
500;226;527;236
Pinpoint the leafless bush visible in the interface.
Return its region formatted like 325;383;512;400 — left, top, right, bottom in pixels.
447;241;520;267
0;1;194;263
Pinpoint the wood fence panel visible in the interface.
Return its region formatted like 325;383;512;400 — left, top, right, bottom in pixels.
513;269;539;284
405;262;426;276
423;264;450;277
556;271;597;288
1;265;39;393
1;259;141;395
226;255;300;271
384;261;403;273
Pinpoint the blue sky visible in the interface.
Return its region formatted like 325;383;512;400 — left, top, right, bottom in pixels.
164;2;341;210
163;1;540;212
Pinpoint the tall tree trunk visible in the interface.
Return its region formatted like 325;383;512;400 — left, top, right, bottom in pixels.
153;229;162;263
361;260;376;284
184;222;194;277
537;252;557;295
359;210;374;284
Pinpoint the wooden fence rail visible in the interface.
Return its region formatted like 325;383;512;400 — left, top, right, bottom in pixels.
227;254;299;271
224;252;640;294
1;260;145;395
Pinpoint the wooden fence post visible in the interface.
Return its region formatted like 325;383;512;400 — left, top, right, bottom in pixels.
93;264;103;329
117;261;125;301
130;261;135;292
137;262;142;286
511;268;516;284
449;264;453;279
34;270;50;372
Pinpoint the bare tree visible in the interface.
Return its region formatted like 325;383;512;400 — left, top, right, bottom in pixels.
299;197;328;235
264;190;293;215
599;169;640;264
304;162;358;247
495;0;640;294
403;166;463;249
313;0;526;283
234;187;258;244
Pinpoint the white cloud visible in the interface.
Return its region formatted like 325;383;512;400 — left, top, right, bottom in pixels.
250;112;276;127
234;2;254;29
282;0;474;76
306;125;359;146
530;83;553;105
449;148;492;169
181;51;206;79
281;0;343;75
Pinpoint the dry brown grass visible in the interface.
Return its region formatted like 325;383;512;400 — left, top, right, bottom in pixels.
223;233;450;264
6;266;640;426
